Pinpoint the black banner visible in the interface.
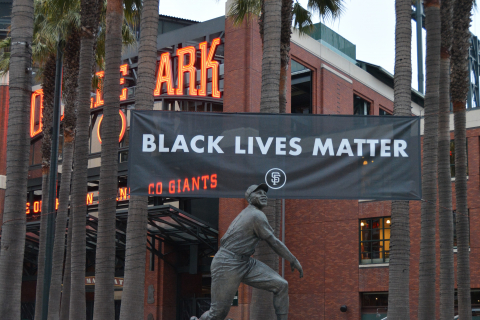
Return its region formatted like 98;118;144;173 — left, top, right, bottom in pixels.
128;111;421;200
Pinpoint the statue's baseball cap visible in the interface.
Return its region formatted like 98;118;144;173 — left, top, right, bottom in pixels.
245;183;268;200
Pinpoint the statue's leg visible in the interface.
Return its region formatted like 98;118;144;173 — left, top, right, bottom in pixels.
196;254;246;320
242;259;289;318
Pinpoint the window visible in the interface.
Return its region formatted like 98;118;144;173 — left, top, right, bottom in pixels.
379;108;392;115
450;139;468;177
354;95;370;115
291;60;312;114
360;217;390;264
361;292;388;320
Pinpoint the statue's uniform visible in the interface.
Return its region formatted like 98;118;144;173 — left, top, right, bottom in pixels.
198;205;288;320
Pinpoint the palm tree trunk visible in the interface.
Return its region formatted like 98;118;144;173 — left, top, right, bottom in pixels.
92;0;122;319
69;0;100;318
54;27;80;320
439;0;454;319
60;216;73;320
34;51;56;320
0;0;34;316
387;1;412;319
451;1;473;319
251;0;281;319
35;173;50;320
418;1;441;319
118;0;159;318
279;0;292;114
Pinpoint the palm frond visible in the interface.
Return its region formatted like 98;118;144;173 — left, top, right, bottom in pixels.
307;0;344;22
121;21;137;51
292;2;313;35
228;0;262;26
0;37;11;76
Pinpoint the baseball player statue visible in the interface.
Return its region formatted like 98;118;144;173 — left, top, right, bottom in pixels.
191;183;304;320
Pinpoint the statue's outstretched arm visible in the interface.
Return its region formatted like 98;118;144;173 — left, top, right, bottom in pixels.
264;235;304;278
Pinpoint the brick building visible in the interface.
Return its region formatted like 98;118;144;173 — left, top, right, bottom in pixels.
1;2;480;320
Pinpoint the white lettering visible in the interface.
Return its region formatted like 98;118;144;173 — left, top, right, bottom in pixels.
380;139;391;157
289;138;302;156
336;139;354;156
256;137;274;155
366;139;379;156
158;134;170;152
248;137;254;154
394;140;408;157
354;139;366;156
171;135;189;152
276;137;287;155
208;136;224;153
235;136;246;154
190;135;204;153
142;134;155;152
313;138;334;156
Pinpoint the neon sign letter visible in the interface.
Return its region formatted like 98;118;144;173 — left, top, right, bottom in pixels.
176;47;197;96
97;109;127;144
199;38;221;98
154;52;175;96
30;89;44;137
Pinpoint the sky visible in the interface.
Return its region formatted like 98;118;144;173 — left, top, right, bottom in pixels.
158;0;480;92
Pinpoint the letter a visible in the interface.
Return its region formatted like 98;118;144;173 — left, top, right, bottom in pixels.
154;52;175;96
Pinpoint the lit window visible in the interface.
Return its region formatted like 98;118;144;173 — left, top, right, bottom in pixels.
361;292;388;319
360;217;390;264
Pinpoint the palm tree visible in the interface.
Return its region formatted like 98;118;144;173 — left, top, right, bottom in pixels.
386;0;411;319
418;0;441;318
438;0;454;319
249;1;282;319
69;0;101;318
451;0;474;319
229;0;343;113
0;0;34;317
28;45;56;320
47;26;81;320
118;0;158;318
92;0;123;318
34;52;56;320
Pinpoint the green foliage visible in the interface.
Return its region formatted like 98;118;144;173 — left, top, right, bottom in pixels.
0;37;10;77
0;0;138;80
228;0;262;26
228;0;343;35
306;0;344;21
292;2;313;35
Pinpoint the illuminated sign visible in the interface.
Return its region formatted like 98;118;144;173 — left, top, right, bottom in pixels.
147;174;217;195
96;110;127;144
30;38;222;138
26;187;130;214
154;38;221;98
30;89;44;137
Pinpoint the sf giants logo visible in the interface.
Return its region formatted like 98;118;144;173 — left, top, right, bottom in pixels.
271;172;281;186
265;168;286;190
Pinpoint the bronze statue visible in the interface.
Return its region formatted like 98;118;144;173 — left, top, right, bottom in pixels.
191;184;303;320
